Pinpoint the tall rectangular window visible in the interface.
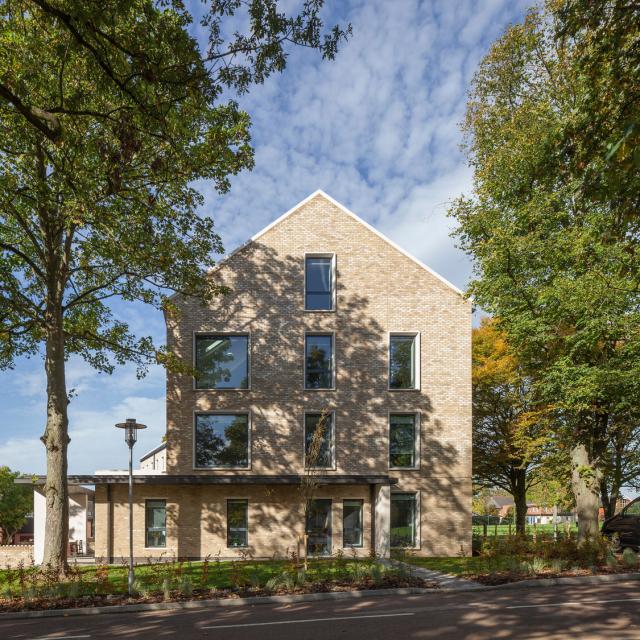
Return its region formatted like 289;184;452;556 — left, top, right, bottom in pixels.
390;493;417;548
145;500;166;548
227;499;248;548
389;414;417;468
389;334;418;389
195;413;249;468
305;334;334;389
343;500;363;547
304;413;333;468
305;256;334;310
195;335;249;389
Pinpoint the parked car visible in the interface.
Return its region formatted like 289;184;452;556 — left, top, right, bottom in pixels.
601;497;640;550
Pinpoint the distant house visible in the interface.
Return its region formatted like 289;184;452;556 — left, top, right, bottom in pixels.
139;443;167;472
486;496;576;525
32;486;95;561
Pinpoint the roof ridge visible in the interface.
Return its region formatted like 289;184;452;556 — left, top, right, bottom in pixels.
209;190;465;296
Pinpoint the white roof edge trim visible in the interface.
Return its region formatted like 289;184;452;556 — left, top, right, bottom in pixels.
179;189;465;298
308;190;465;296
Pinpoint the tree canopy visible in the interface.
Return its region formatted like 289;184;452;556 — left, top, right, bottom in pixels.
472;317;548;532
0;0;349;572
450;0;640;541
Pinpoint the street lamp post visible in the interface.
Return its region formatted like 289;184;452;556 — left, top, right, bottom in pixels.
115;418;147;597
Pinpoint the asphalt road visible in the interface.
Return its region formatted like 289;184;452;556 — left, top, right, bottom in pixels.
3;581;640;640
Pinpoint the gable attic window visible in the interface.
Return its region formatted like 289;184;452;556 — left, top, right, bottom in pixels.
305;255;335;310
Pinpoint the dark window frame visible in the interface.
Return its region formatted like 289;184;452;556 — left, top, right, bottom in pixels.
194;412;251;469
226;499;249;548
304;412;335;469
304;254;336;311
194;333;250;390
388;333;420;390
389;413;419;469
342;499;364;548
304;333;335;390
390;492;418;549
145;499;167;549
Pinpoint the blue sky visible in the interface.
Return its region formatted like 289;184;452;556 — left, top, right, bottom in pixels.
0;0;532;475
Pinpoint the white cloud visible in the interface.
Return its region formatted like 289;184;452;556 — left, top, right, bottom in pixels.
0;0;530;473
0;395;165;475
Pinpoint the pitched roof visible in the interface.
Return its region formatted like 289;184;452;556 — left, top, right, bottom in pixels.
217;190;465;296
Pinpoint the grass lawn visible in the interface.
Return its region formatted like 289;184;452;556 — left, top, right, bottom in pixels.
472;523;578;537
396;556;512;576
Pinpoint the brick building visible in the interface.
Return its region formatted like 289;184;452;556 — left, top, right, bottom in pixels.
31;191;472;561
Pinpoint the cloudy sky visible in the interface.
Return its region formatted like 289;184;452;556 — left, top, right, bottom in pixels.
0;0;531;475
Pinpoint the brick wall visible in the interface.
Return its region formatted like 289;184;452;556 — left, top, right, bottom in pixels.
0;545;34;566
95;192;472;558
95;484;372;561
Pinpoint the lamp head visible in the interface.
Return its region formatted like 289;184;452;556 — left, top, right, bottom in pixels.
115;418;147;448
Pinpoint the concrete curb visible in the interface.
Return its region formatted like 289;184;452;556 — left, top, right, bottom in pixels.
0;587;435;620
476;572;640;592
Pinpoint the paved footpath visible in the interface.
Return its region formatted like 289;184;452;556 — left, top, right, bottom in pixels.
382;559;484;590
2;581;640;640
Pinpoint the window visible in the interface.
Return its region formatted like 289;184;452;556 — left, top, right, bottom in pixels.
389;414;417;468
195;413;249;468
305;334;334;389
195;335;249;389
389;334;418;389
305;256;334;310
390;493;417;548
304;413;333;468
343;500;363;547
227;499;248;547
145;500;166;548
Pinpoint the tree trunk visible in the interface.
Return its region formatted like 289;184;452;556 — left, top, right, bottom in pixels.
41;317;69;574
513;469;528;535
600;480;619;520
570;443;601;544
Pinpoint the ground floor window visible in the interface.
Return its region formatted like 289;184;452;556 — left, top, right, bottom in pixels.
390;493;417;548
145;499;166;548
306;499;332;556
343;499;363;547
227;499;248;547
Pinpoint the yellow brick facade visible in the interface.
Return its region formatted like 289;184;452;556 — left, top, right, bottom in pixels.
94;192;472;560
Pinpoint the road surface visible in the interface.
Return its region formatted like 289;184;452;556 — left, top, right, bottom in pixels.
2;581;639;639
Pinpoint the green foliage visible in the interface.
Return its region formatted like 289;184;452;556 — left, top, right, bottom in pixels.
0;0;349;570
0;468;32;542
472;319;551;527
621;547;638;569
449;0;640;538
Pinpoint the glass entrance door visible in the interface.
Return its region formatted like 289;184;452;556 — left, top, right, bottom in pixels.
306;499;332;556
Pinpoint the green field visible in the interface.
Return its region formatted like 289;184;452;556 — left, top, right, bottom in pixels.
472;523;578;537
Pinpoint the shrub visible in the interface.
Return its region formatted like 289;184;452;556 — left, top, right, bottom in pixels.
180;576;193;597
606;552;618;569
621;548;638;569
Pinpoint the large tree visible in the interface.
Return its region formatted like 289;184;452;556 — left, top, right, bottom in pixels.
450;0;640;542
0;0;348;573
472;318;547;534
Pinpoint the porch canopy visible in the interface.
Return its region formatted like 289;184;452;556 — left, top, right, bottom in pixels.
18;474;397;486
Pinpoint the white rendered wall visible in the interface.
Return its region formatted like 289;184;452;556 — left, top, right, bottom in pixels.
68;493;87;545
375;485;390;558
33;488;46;564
